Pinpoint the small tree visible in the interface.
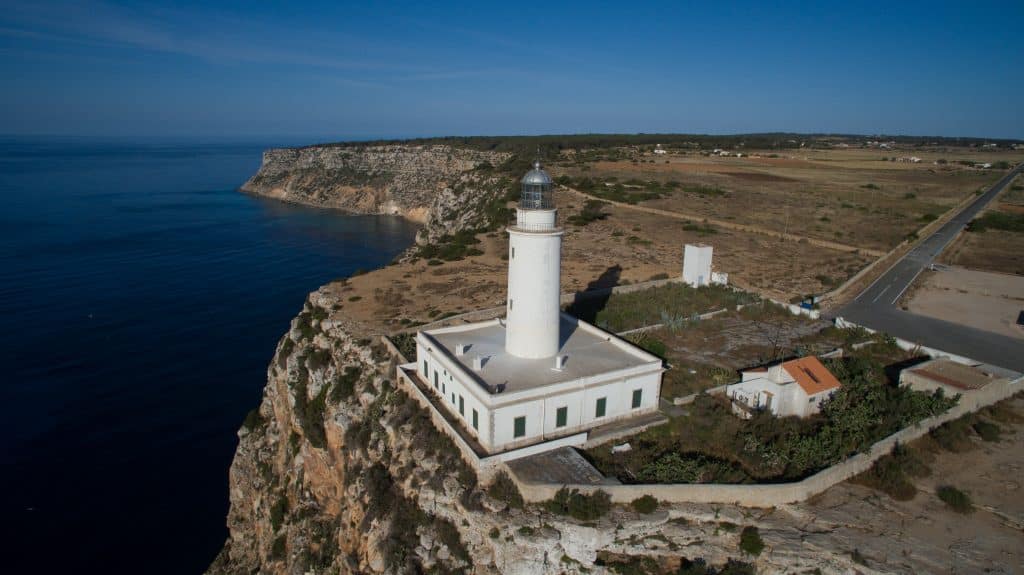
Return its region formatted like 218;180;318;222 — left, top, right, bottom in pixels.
739;526;765;556
630;494;659;514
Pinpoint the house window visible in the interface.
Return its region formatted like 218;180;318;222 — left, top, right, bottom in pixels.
511;247;515;259
556;406;568;428
513;416;526;438
442;382;446;394
809;397;815;404
632;389;643;409
433;370;438;388
595;397;607;418
509;299;513;310
423;359;428;375
472;409;479;430
458;395;464;416
451;393;455;404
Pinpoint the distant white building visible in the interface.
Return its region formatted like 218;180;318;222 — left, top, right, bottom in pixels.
682;244;728;288
653;144;667;155
403;162;663;455
726;356;841;418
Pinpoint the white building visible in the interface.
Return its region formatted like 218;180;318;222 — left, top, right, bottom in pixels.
682;244;728;288
407;162;664;454
726;356;841;418
653;144;667;155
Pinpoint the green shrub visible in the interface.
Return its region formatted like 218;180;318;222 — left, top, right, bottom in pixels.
545;488;612;521
487;471;524;509
969;211;1024;233
517;525;535;536
738;526;764;556
972;420;1002;442
270;495;289;531
931;417;975;452
568;199;610;226
271;534;287;560
937;485;973;513
330;365;362;403
242;408;264;432
488;527;500;539
851;443;927;500
630;494;658;514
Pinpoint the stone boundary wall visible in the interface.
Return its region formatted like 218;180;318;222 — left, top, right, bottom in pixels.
833;317;979;367
510;376;1023;506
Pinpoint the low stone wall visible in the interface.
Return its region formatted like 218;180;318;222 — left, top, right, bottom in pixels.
834;317;979;366
511;376;1023;506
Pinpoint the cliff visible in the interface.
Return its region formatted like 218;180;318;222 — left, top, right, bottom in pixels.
240;144;512;242
206;285;878;575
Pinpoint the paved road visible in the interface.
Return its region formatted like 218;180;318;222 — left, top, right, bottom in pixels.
839;163;1024;371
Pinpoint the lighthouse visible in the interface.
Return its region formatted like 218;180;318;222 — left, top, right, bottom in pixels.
504;161;564;359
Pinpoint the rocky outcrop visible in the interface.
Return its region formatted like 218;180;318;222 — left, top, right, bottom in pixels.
240;145;511;231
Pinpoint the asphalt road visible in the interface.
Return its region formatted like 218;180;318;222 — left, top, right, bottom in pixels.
839;163;1024;372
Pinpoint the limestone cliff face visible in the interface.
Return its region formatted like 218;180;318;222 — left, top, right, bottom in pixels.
240;145;511;232
206;286;868;575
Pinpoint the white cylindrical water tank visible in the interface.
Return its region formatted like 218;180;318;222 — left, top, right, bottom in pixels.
505;213;563;358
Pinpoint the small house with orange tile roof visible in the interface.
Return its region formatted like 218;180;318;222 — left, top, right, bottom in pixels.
726;356;842;418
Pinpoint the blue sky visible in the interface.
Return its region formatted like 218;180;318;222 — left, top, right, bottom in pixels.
1;0;1021;140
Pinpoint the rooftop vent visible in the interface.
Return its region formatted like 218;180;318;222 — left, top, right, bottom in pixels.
472;355;488;371
455;343;470;356
554;355;568;371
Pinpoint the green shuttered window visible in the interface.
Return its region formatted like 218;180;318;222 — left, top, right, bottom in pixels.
556;406;568;428
595;397;607;418
513;416;526;438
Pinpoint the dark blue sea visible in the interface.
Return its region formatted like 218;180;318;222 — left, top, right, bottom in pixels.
0;138;419;573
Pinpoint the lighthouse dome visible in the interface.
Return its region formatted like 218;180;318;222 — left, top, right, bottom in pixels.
520;161;555;210
521;161;553;186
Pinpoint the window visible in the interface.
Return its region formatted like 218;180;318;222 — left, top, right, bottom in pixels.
442;382;446;394
595;397;607;418
632;389;643;409
809;397;815;404
513;416;526;438
451;393;455;404
511;247;515;259
555;406;568;428
472;409;478;430
433;370;438;388
423;359;428;375
458;395;464;416
509;298;513;310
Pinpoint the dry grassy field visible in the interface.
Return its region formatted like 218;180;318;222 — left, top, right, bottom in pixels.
319;147;1022;335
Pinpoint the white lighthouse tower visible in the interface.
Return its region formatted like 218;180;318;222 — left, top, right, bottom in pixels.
504;161;563;358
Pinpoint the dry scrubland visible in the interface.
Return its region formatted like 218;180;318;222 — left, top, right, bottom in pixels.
322;147;1020;335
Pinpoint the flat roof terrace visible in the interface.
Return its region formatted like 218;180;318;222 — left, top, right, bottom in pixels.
421;313;661;396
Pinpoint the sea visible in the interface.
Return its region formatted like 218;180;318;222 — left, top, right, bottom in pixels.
0;137;420;573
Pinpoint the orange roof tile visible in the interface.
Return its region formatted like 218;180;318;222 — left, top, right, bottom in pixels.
782;356;841;396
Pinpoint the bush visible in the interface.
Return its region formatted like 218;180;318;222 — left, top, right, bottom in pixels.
242;408;264;432
271;534;287;560
487;471;524;509
738;526;764;556
270;495;289;531
931;417;975;452
630;495;658;514
851;443;927;500
969;211;1024;233
972;420;1002;442
545;488;612;521
567;199;610;226
936;485;973;513
330;365;362;403
488;527;500;539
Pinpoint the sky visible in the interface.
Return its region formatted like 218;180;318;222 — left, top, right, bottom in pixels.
1;0;1021;141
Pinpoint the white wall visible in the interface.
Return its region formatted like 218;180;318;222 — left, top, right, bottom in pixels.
489;371;661;451
418;339;494;450
682;244;713;287
506;220;563;358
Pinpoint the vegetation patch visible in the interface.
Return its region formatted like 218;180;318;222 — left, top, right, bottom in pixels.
486;471;524;510
969;211;1024;233
936;485;974;513
738;526;764;556
630;494;659;514
544;487;612;521
851;443;929;500
566;283;756;332
567;199;611;226
586;352;957;485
